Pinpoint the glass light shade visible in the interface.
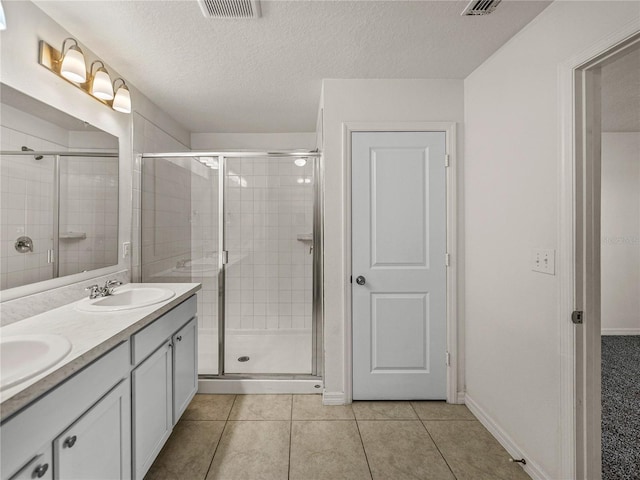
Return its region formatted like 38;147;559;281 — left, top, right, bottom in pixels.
60;46;86;83
112;86;131;113
92;69;114;100
0;1;7;31
294;158;307;167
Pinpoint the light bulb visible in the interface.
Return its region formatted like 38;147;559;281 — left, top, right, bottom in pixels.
294;158;307;167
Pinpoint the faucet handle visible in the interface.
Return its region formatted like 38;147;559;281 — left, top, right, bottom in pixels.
85;284;101;299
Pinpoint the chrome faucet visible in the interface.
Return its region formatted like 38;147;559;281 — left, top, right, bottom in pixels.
85;279;123;299
104;279;123;295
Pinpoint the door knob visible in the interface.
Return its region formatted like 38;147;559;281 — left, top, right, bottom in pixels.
356;276;366;285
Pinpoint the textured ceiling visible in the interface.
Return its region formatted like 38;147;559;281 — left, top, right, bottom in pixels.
601;46;640;132
34;0;551;133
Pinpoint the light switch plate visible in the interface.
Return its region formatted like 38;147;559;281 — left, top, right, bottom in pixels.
531;249;555;275
122;242;131;258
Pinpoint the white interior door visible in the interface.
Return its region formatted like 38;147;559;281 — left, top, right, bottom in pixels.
352;131;447;400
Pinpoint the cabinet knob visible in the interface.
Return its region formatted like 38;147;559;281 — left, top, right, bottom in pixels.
64;435;77;448
176;335;182;342
34;463;49;478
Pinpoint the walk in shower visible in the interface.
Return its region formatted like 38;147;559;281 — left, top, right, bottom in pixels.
140;151;322;391
0;150;119;290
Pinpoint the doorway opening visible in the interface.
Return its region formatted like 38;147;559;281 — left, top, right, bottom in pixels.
571;33;640;479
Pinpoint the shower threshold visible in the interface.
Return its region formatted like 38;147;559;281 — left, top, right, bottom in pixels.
198;374;323;395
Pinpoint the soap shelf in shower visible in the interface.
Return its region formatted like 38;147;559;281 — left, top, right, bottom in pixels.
296;233;313;242
60;231;87;240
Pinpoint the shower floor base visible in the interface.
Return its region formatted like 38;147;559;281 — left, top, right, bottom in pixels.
198;376;323;395
198;329;312;375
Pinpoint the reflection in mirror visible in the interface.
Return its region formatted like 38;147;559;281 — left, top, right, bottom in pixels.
0;84;119;291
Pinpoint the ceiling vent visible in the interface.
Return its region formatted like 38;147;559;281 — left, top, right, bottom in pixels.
197;0;261;18
461;0;502;16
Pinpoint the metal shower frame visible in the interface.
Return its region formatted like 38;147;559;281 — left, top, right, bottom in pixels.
139;150;323;380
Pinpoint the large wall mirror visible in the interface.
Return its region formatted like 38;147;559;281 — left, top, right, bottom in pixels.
0;84;119;291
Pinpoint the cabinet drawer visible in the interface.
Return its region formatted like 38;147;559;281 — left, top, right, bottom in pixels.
7;445;52;480
1;342;129;480
131;295;196;366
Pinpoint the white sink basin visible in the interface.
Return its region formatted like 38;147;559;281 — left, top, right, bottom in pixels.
1;334;72;391
76;286;175;312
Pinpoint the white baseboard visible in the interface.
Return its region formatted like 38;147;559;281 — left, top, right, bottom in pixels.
601;328;640;336
465;394;550;480
456;391;466;404
323;391;347;405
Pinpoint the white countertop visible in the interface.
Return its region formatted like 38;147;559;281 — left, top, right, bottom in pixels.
0;283;201;421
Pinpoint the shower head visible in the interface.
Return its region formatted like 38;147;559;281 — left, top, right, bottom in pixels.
21;146;43;160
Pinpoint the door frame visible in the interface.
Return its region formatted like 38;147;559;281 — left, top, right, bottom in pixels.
342;122;459;404
558;25;640;479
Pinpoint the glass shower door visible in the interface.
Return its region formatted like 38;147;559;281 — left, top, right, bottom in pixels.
141;155;220;374
224;156;314;374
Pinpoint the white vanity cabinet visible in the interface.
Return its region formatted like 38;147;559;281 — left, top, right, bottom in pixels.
8;445;52;480
1;342;130;480
172;318;198;423
131;296;197;480
1;292;199;480
53;380;130;480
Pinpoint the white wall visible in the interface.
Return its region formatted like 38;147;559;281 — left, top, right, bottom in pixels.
601;132;640;335
191;132;316;151
320;79;465;399
464;2;640;478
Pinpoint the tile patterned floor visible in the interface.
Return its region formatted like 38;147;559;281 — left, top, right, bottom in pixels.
146;395;531;480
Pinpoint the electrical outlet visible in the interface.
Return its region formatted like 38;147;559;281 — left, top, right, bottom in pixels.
122;242;131;259
531;249;555;275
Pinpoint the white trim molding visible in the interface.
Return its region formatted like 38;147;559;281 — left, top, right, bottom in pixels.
465;394;551;480
558;20;640;480
322;391;347;405
341;121;460;404
601;328;640;336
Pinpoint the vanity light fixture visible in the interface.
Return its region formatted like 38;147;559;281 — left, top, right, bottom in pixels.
112;78;131;113
38;39;132;114
0;1;7;30
60;38;87;83
90;61;114;100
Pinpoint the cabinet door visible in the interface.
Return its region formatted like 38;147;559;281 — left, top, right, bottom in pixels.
53;380;131;480
172;317;198;424
7;447;52;480
132;342;173;480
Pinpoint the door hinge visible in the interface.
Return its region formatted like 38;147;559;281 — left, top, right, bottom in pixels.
222;250;229;265
445;253;450;267
571;310;584;324
446;352;451;366
445;154;450;168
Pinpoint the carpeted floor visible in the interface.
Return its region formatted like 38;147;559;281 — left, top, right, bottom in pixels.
602;335;640;480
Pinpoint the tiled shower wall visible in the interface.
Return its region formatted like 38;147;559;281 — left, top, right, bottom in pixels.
58;156;118;277
1;104;118;290
1;106;63;289
225;157;314;332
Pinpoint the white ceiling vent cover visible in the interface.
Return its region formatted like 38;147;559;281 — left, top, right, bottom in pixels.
198;0;261;18
461;0;502;16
